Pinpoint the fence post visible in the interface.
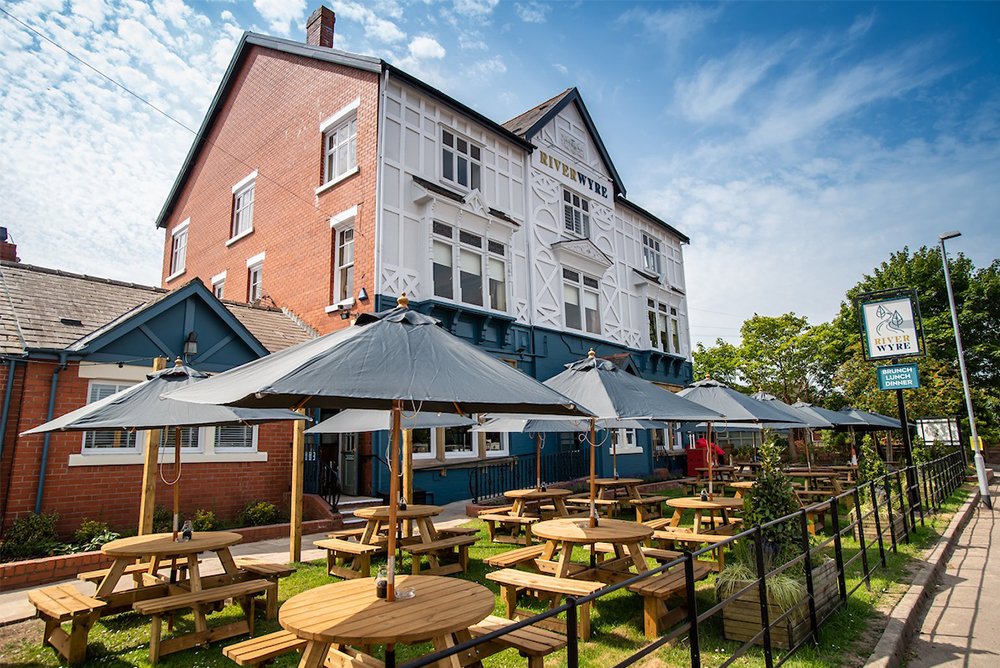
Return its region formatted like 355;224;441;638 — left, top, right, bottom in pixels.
895;470;910;544
753;527;774;668
870;482;887;568
918;463;927;527
830;497;848;602
566;597;579;668
853;486;871;591
883;475;898;554
799;510;820;644
684;553;701;668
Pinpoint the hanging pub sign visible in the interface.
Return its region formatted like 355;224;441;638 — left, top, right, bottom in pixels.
855;288;926;362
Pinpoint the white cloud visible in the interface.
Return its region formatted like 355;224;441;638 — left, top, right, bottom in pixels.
452;0;499;19
458;30;487;50
617;4;722;56
553;63;567;75
409;35;445;59
253;0;306;36
331;0;406;43
674;43;788;123
514;1;548;24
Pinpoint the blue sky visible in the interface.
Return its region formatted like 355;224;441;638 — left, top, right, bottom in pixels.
1;1;997;346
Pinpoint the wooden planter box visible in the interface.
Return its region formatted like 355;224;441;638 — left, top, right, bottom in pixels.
851;507;907;546
722;559;838;650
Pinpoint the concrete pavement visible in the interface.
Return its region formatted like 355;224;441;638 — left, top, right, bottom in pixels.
0;499;473;626
906;483;999;668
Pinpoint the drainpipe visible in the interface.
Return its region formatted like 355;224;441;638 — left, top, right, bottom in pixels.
35;353;68;514
0;358;18;463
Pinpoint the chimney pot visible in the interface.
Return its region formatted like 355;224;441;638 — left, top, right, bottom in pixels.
306;6;335;48
0;227;18;263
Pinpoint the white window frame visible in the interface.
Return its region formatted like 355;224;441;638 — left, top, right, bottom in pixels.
318;99;360;194
642;232;663;275
80;381;141;453
211;271;226;300
670;307;681;355
167;219;189;282
229;171;257;245
439;425;476;459
158;426;205;454
614;428;644;456
411;428;435;461
431;222;508;314
562;188;590;238
326;206;357;311
562;268;601;334
247;251;265;303
484;431;509;457
441;128;482;192
212;424;259;451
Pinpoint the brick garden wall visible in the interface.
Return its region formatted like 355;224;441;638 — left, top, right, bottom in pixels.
159;45;381;336
2;360;296;538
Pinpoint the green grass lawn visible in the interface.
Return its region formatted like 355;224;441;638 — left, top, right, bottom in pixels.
0;485;969;668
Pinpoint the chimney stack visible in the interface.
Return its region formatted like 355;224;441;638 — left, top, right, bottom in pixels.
0;227;18;263
306;6;335;48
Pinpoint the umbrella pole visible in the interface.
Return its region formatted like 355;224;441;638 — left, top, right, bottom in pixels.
172;427;181;540
386;400;402;602
612;430;619;480
806;429;813;471
589;418;597;528
536;434;543;491
850;427;857;465
707;423;713;501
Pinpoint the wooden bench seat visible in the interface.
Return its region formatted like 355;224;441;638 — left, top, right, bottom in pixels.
133;579;274;664
478;504;515;517
487;568;604;640
315;538;382;579
650;528;730;571
28;584;106;665
485;544;547;570
468;614;567;668
436;524;479;537
628;562;712;638
223;630;384;668
481;513;538;546
403;535;478;576
234;559;296;618
626;496;664;522
326;526;367;539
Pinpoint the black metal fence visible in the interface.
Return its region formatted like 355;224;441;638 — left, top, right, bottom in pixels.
303;441;340;511
468;449;589;503
403;449;968;668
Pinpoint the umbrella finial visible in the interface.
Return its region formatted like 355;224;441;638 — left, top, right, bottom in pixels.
174;357;183;367
397;293;409;309
588;348;595;358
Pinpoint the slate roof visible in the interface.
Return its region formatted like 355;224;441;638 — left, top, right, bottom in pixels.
0;261;315;357
502;88;574;137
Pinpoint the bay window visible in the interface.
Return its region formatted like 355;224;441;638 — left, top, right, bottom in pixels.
432;222;507;312
563;268;601;334
648;299;681;354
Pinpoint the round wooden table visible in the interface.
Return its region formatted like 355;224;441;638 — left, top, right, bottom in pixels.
280;575;495;668
728;480;756;497
98;531;242;596
504;487;573;517
532;517;653;580
354;504;442;542
664;497;744;533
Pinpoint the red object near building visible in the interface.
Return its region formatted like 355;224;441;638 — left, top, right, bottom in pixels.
686;436;724;477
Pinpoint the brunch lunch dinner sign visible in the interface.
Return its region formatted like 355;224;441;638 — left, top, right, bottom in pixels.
856;288;926;362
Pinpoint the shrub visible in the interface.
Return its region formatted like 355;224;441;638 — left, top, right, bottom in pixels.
858;434;888;484
191;509;217;531
75;519;111;544
716;542;805;611
75;528;121;553
236;500;281;527
742;436;801;554
0;512;65;562
152;506;173;533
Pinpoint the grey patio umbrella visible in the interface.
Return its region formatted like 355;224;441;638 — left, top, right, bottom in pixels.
304;409;476;434
543;351;723;523
751;392;833;470
473;415;668;490
838;407;904;430
680;379;804;495
22;360;307;539
793;402;868;464
165;296;589;602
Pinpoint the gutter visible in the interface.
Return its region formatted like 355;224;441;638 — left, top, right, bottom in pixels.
35;352;68;514
0;358;19;464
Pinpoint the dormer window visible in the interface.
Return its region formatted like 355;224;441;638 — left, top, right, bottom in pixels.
442;129;481;191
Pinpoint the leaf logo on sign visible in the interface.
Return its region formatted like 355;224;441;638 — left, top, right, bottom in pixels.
875;304;905;337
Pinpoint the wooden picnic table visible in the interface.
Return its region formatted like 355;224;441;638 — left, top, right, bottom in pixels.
695;466;737;482
790;471;844;493
593;477;643;501
354;504;442;544
504;487;572;517
532;517;653;583
97;531;243;597
831;465;859;484
279;575;494;668
664;497;744;534
728;480;756;497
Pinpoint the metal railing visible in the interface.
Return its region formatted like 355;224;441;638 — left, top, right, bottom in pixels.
468;449;589;503
402;449;967;668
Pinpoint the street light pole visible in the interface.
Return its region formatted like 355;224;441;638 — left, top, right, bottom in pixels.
939;231;992;508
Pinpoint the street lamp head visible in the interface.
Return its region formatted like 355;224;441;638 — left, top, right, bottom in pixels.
940;230;962;241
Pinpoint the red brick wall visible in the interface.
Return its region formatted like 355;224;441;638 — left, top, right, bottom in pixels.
3;361;295;538
0;360;27;523
160;45;381;336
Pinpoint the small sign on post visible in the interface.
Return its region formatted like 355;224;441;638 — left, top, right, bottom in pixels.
877;363;920;390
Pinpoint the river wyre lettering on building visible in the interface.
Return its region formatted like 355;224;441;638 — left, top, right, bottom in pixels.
538;150;610;200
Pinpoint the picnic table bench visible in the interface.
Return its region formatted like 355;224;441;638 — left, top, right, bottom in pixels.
315;538;382;579
223;630;384;668
628;561;713;638
402;533;478;575
481;512;539;545
484;543;547;569
468;614;567;668
487;568;604;640
133;579;274;663
234;559;296;618
28;584;106;665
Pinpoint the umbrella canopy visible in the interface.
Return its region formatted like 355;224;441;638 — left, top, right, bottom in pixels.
305;409;475;434
791;402;867;429
749;392;833;429
839;407;905;430
21;363;306;435
542;356;724;422
679;379;802;424
472;416;669;433
164;306;587;416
